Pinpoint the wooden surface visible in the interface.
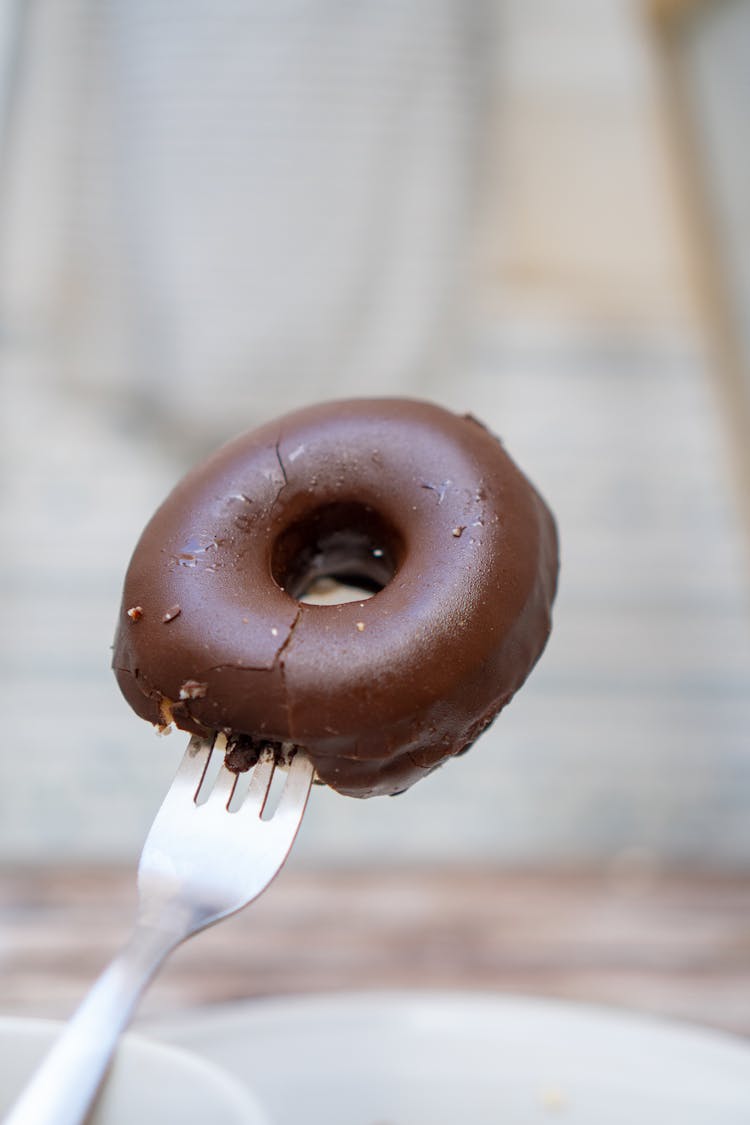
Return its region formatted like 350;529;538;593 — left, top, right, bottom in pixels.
2;866;749;1038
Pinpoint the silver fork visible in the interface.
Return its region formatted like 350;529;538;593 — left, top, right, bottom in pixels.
5;735;314;1125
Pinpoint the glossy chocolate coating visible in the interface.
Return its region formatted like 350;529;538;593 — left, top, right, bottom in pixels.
113;399;558;796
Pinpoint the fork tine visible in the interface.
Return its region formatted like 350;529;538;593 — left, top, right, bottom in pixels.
172;733;215;800
241;752;276;815
204;763;239;809
272;752;315;817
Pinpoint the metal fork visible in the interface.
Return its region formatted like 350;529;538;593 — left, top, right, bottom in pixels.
5;735;314;1125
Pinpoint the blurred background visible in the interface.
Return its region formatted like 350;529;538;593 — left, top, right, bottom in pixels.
1;0;749;1033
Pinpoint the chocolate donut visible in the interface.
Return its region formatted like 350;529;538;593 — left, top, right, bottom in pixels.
113;398;558;797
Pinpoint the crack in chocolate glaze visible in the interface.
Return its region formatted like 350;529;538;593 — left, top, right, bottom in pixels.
192;662;281;675
182;603;303;732
275;605;302;732
270;431;289;513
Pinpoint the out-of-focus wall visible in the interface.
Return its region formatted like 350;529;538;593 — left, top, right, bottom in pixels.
481;0;693;330
1;0;749;868
1;0;489;445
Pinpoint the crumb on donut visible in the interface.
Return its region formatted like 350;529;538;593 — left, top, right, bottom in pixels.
451;526;465;538
162;604;181;623
179;679;207;701
356;621;366;631
155;696;176;733
127;605;143;621
224;734;289;773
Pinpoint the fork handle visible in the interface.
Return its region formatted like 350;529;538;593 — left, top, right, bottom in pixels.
4;923;182;1125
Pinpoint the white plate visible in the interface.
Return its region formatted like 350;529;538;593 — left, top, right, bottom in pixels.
0;1017;268;1124
148;991;750;1124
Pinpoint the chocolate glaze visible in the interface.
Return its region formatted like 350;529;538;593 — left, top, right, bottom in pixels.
113;398;558;796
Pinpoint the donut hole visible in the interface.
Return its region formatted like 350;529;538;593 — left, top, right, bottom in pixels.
272;502;401;605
